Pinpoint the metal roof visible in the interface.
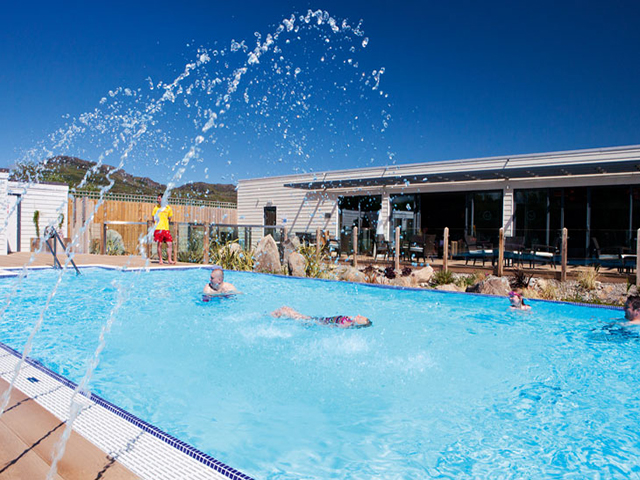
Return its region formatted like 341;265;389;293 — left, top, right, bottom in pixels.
284;159;640;190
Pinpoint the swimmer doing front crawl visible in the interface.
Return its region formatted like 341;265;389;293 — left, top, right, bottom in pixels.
271;306;372;328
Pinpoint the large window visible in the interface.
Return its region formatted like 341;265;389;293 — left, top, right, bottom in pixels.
338;195;381;254
515;185;639;259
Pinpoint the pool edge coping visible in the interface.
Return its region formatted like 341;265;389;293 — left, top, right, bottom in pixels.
0;339;254;480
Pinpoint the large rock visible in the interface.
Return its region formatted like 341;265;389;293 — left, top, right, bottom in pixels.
254;234;282;273
335;265;366;283
282;236;300;265
106;229;125;255
389;276;414;287
466;275;511;296
411;265;434;285
435;284;463;292
288;251;307;277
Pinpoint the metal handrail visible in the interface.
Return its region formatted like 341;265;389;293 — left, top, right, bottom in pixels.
71;190;237;209
44;227;80;275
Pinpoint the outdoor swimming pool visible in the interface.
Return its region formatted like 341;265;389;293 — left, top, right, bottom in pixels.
1;267;639;479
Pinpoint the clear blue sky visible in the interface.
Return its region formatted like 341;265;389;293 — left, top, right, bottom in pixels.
1;0;639;186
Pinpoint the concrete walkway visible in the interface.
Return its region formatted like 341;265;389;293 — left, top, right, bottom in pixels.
0;252;192;269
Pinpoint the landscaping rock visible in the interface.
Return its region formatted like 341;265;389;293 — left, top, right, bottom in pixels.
106;229;125;255
389;276;414;287
282;237;298;265
288;251;307;277
466;275;511;296
335;265;366;283
411;265;434;285
254;234;281;273
435;284;463;292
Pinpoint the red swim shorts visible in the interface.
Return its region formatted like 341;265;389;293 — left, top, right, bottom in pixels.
154;230;173;243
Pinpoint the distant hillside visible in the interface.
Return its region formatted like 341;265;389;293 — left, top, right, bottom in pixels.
10;156;237;204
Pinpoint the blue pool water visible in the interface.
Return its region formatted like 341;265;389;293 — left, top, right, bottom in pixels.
1;267;640;479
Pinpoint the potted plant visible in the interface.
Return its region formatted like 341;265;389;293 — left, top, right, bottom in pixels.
30;210;41;251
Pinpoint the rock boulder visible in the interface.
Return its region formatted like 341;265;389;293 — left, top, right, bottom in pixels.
254;234;281;273
466;275;511;296
411;265;434;285
288;251;307;277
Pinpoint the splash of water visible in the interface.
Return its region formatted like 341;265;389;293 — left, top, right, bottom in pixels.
2;9;393;476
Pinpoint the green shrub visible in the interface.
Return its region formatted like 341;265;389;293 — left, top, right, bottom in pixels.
431;269;455;286
209;239;254;271
455;271;484;288
577;267;600;291
297;243;329;278
177;231;204;263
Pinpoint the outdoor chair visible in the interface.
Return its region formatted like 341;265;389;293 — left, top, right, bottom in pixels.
407;234;426;263
463;235;493;266
503;236;526;267
373;234;390;261
327;236;341;259
528;239;560;269
424;234;437;259
591;237;628;272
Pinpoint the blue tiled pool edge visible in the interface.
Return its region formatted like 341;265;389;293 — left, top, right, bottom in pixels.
0;341;254;480
4;263;626;311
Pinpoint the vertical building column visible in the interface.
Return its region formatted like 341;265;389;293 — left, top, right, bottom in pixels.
0;173;7;255
502;185;514;237
379;191;391;241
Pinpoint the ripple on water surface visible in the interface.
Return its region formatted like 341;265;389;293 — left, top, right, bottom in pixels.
1;268;639;479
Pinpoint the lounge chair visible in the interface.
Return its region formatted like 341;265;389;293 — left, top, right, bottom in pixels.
528;239;560;269
373;234;390;261
407;234;426;262
504;236;526;267
424;234;437;260
591;237;627;272
463;235;493;266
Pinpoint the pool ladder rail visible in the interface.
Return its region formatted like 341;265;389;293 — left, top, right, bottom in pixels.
43;227;81;275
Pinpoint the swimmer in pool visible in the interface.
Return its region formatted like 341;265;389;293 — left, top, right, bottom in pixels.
624;295;640;324
271;306;372;328
508;289;531;311
203;266;239;297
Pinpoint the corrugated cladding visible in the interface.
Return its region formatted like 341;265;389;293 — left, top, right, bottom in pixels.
9;182;69;252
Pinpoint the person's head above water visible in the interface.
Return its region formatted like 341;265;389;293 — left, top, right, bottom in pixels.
508;289;529;310
209;266;224;290
351;315;372;328
624;295;640;322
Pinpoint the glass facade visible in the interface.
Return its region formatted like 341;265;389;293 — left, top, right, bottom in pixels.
514;185;639;259
338;195;382;255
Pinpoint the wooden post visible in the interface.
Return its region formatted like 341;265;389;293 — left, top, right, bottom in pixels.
173;223;179;264
636;228;640;288
316;227;321;260
146;220;153;259
394;226;400;271
100;223;106;255
352;226;358;267
561;227;568;282
496;227;505;277
443;227;449;272
203;224;210;264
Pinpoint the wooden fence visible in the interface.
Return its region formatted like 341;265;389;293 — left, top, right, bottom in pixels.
68;196;237;254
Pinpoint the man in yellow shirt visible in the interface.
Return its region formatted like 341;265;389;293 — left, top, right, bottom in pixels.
152;194;175;265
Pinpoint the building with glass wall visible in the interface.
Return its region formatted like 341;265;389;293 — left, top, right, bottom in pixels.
237;145;640;262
